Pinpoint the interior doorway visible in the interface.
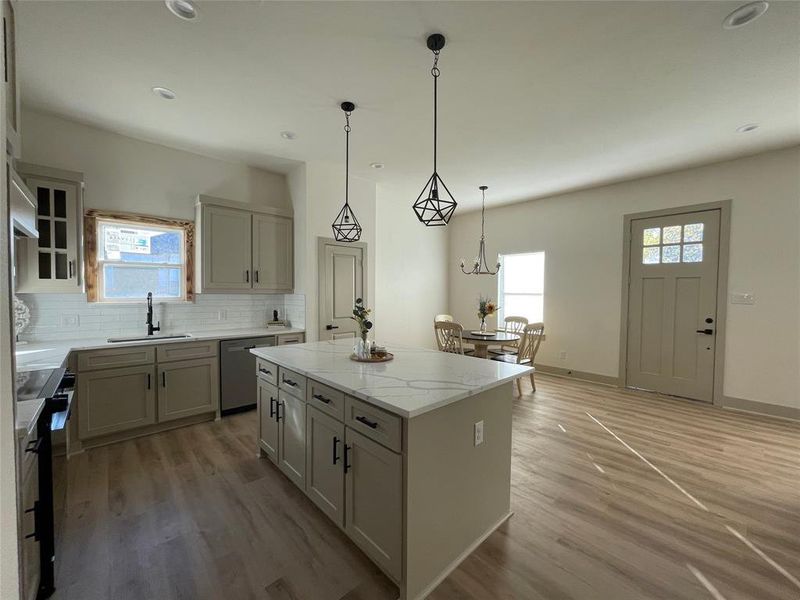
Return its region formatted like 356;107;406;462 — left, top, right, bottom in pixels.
317;238;367;341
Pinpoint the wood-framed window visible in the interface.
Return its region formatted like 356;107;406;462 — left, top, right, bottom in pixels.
84;210;195;303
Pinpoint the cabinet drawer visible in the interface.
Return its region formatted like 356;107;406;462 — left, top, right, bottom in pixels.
256;358;278;386
277;333;304;345
345;396;402;453
279;367;306;399
307;379;345;421
77;345;155;371
156;340;218;363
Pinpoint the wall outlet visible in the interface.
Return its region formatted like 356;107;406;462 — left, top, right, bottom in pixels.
474;420;484;446
60;314;79;328
218;309;228;321
559;351;567;360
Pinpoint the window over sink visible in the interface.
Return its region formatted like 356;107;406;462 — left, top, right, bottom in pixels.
84;210;195;303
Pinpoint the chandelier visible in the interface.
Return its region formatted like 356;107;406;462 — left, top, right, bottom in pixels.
460;186;500;275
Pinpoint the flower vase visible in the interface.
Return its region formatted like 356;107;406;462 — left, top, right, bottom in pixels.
479;317;487;333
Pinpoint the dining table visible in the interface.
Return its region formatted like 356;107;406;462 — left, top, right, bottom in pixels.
462;330;520;359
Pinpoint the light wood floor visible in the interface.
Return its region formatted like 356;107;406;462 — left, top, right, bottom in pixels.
52;375;800;600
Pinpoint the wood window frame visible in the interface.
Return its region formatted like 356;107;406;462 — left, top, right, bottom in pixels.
84;209;195;302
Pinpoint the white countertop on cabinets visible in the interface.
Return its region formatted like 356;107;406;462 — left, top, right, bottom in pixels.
251;338;531;418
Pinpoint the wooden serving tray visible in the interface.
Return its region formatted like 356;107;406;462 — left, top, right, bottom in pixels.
350;352;394;363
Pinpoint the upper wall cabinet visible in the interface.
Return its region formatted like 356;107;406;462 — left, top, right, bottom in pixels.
3;0;21;157
14;164;85;293
195;196;293;294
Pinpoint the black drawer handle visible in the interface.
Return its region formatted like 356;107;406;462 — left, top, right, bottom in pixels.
24;501;39;540
355;415;378;429
259;367;272;376
25;438;43;454
283;378;298;387
343;444;352;473
269;396;276;418
312;393;331;404
332;436;340;464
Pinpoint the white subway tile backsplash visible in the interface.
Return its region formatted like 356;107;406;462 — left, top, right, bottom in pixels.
16;292;305;342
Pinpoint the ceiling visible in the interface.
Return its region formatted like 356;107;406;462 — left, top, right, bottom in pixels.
17;1;800;211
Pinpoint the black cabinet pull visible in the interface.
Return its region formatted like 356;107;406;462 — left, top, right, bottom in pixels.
283;378;297;387
24;501;39;540
355;415;378;429
162;372;167;387
259;367;272;376
255;270;259;283
269;396;276;418
245;270;250;283
147;373;151;389
312;393;331;404
343;444;352;473
25;438;43;454
243;345;256;350
332;436;340;464
276;401;284;421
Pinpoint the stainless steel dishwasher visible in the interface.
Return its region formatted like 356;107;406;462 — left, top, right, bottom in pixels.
220;336;275;414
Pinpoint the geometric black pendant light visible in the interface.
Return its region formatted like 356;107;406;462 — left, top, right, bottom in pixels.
332;101;363;242
412;33;457;227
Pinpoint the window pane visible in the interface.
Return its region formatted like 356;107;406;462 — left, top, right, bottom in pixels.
38;219;51;248
662;225;681;244
662;245;680;263
683;223;704;242
643;227;660;246
55;253;68;279
102;265;182;299
682;243;703;263
642;247;660;264
503;294;543;323
55;221;67;249
501;253;544;294
38;252;51;279
36;188;50;216
99;222;183;264
53;189;67;218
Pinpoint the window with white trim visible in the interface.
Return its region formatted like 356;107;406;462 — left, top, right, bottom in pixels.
497;252;545;324
95;218;187;302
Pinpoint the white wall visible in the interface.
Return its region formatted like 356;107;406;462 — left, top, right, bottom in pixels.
21;109;291;219
448;146;800;410
291;161;376;342
376;182;449;349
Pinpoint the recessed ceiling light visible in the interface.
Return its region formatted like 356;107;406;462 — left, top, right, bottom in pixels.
165;0;198;21
736;123;759;133
369;162;385;170
152;86;176;100
280;131;297;140
723;1;769;29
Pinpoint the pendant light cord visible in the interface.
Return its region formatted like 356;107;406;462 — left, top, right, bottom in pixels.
431;50;440;173
344;110;351;206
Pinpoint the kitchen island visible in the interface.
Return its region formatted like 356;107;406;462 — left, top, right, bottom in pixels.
250;338;532;600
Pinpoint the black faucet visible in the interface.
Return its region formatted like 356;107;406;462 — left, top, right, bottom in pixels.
146;292;160;336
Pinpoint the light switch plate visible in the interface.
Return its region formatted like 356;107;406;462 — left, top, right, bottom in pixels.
474;420;484;446
730;292;755;305
60;314;79;328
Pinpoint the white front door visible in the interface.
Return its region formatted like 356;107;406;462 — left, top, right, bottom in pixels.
626;209;720;402
318;239;365;341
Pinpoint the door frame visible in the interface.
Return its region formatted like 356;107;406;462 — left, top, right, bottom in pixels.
618;200;731;406
317;237;368;341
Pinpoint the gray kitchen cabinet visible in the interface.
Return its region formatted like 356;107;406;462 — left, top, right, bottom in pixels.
77;364;156;439
258;378;279;462
277;390;306;488
252;212;293;292
306;406;345;526
345;426;402;581
200;204;253;290
157;357;218;422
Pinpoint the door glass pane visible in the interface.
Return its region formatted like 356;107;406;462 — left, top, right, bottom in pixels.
662;245;680;263
55;253;68;279
102;265;182;299
53;189;67;218
38;252;51;279
36;187;50;216
642;247;660;264
662;226;681;244
54;221;67;249
682;243;703;263
643;228;660;246
37;219;51;248
683;223;704;242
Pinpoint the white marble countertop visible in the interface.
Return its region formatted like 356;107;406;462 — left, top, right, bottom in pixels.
16;398;45;438
250;339;532;418
15;327;304;372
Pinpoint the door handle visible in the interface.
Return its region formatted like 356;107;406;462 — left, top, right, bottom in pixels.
696;329;714;335
332;436;340;464
326;324;339;330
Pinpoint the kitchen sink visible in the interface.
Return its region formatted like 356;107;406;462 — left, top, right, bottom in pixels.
107;334;192;343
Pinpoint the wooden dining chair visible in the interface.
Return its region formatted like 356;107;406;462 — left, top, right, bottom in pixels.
491;322;544;394
434;320;465;355
489;315;528;356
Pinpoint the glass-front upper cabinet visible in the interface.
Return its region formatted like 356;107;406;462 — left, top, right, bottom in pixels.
15;165;84;293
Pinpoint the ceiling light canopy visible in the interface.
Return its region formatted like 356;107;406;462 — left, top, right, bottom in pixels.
331;102;362;243
152;86;176;100
165;0;198;21
413;33;457;227
723;1;769;29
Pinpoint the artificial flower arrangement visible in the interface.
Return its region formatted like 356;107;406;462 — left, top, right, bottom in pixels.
477;296;498;332
351;298;373;344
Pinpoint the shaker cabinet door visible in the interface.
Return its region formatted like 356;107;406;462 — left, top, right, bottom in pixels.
306;406;345;526
202;205;252;290
78;365;156;439
277;391;306;488
157;357;218;422
252;213;293;292
258;379;279;463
